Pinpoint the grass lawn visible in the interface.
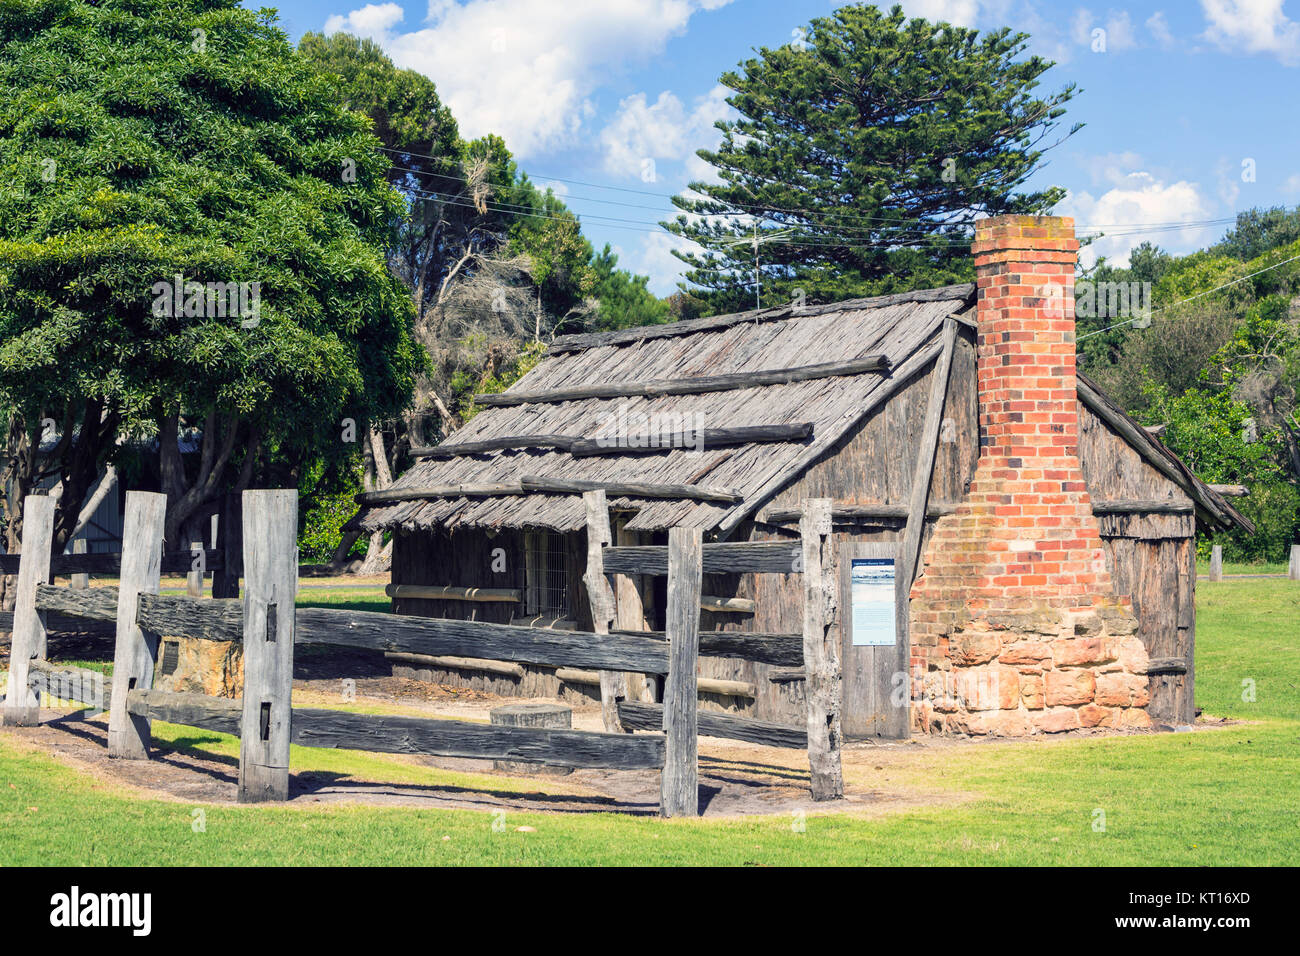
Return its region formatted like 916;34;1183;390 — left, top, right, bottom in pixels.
2;579;1297;866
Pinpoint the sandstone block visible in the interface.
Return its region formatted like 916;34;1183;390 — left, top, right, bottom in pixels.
1034;708;1080;733
1045;668;1095;706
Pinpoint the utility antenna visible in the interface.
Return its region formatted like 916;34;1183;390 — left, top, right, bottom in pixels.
723;223;793;309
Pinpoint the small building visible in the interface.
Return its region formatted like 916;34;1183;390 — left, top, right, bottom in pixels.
349;215;1251;737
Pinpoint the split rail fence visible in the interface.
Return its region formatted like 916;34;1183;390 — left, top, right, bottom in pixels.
2;489;843;815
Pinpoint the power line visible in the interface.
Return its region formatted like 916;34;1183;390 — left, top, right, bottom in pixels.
1077;250;1300;341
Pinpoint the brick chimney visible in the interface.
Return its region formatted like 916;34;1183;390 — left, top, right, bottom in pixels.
908;215;1149;736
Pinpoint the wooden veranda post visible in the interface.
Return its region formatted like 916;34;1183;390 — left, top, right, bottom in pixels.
238;489;298;802
2;495;55;726
801;498;843;801
107;491;167;757
661;526;702;817
582;490;627;733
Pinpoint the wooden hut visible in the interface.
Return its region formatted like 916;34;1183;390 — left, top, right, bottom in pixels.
349;215;1251;737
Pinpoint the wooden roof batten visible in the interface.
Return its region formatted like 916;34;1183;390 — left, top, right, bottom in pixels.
470;354;892;409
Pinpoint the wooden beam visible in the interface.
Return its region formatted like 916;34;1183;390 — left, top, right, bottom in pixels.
1207;484;1248;497
1;495;55;726
700;595;756;614
617;701;807;749
123;690;666;769
801;498;843;801
237;489;297;804
28;659;111;710
384;584;522;603
106;492;166;757
136;594;675;673
615;629;804;667
474;355;891;408
661;526;702;818
1147;657;1189;676
899;315;957;590
384;652;525;678
602;541;800;576
412;434;578;457
291;709;665;770
612;522;655;704
34;584;119;622
519;476;742;503
0;549;225;576
356;482;523;505
555;668;753;698
568;423;814;457
358;477;742;506
211;491;242;599
759;502;958;525
547;283;974;354
582;489;626;733
1091;499;1196;515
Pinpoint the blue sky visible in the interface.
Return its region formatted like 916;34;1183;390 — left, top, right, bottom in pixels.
261;1;1300;293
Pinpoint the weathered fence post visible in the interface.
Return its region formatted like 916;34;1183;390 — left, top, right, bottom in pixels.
1289;544;1299;582
70;536;89;590
2;495;56;726
660;526;701;818
801;497;843;801
238;489;297;802
1209;544;1223;582
211;492;242;599
107;492;167;756
582;489;626;733
186;538;204;597
614;522;656;703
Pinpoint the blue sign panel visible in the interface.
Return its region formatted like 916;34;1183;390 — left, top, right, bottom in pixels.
850;557;896;647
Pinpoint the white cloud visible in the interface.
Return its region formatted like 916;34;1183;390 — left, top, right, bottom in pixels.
629;230;697;295
599;85;730;179
1283;172;1300;195
324;0;732;158
894;0;981;27
1072;8;1140;52
1060;159;1215;267
323;2;405;41
1146;11;1175;48
1201;0;1300;65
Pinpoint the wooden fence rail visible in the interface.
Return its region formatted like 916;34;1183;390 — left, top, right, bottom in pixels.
3;488;845;815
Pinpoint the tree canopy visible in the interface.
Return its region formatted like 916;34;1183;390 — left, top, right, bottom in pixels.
666;3;1080;313
0;0;421;552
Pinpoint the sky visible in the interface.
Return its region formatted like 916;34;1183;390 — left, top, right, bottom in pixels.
259;0;1300;294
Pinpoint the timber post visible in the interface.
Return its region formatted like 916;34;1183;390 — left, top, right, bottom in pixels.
70;536;88;590
1209;544;1223;582
238;489;298;802
613;521;657;703
2;495;56;726
801;497;843;801
660;525;702;817
186;538;204;597
106;491;167;756
582;489;627;733
1289;543;1299;582
211;492;242;599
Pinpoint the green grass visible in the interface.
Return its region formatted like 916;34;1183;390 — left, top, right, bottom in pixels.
1196;559;1291;576
2;580;1298;865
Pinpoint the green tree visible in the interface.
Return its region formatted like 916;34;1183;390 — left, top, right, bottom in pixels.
0;0;420;559
665;3;1080;313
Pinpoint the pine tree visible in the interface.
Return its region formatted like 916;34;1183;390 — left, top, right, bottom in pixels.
666;4;1081;313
